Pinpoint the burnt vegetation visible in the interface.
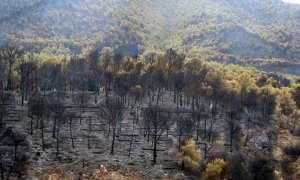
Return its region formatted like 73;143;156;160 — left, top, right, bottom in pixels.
0;43;298;179
0;0;300;179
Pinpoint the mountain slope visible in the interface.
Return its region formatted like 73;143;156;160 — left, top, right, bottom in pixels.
0;0;300;74
160;0;300;59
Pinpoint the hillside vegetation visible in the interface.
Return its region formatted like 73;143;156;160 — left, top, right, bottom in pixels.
0;45;299;179
1;0;300;74
0;1;300;179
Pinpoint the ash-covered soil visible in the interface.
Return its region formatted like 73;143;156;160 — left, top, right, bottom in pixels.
1;90;288;179
2;91;191;179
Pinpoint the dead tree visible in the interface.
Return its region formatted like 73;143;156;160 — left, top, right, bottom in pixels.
208;103;222;142
142;110;152;142
99;97;123;155
193;100;206;141
48;93;67;157
176;115;195;146
226;111;241;152
87;50;101;102
143;105;170;164
68;112;76;149
0;92;13;125
243;117;254;147
0;146;19;180
201;139;214;160
0;127;29;180
129;85;143;114
48;95;65;139
54;106;66;158
129;108;139;157
74;92;90;124
41;107;50;151
87;116;92;149
27;101;34;135
29;94;46;150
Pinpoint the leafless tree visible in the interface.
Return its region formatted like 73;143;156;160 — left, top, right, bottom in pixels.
207;103;222;142
48;95;65;139
143;105;170;164
0;92;13;125
0;127;28;180
175;115;194;146
68;112;76;149
226;110;241;152
28;93;46;149
48;99;67;158
99;97;123;155
74;92;90;124
87;116;92;149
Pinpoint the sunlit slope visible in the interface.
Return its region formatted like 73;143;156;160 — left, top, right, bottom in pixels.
159;0;300;60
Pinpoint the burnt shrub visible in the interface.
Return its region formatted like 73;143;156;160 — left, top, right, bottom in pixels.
284;144;300;160
250;156;275;180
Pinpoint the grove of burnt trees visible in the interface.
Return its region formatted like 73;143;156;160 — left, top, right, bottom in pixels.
0;44;299;178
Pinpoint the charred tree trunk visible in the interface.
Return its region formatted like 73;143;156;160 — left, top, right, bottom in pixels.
70;121;74;149
56;128;60;158
153;139;157;164
53;116;57;138
111;128;116;155
30;116;33;135
41;117;45;151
